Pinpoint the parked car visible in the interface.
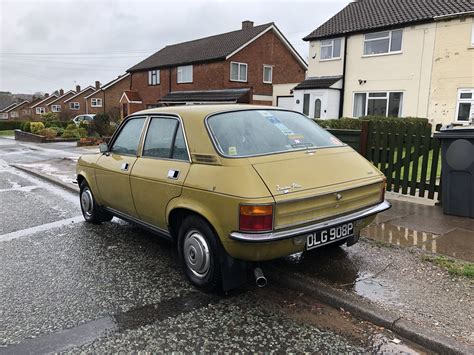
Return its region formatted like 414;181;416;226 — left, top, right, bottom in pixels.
73;114;95;126
76;105;390;291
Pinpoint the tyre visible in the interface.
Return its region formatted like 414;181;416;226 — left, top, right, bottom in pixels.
79;181;113;224
178;215;222;291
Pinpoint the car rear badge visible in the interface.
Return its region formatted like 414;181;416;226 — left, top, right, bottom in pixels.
335;193;343;201
276;183;302;194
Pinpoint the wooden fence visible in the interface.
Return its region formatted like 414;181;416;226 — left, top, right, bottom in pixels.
329;121;442;200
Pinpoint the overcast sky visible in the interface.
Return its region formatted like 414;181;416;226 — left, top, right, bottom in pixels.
0;0;349;94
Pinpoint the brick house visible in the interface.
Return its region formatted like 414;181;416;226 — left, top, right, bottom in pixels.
121;21;307;116
0;102;21;120
30;94;58;120
45;89;76;119
63;85;95;119
85;74;130;121
7;100;30;119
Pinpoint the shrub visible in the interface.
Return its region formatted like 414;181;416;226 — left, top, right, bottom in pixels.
0;120;27;131
55;127;65;136
21;121;31;132
36;128;58;139
30;122;45;134
41;112;58;122
314;116;430;130
62;130;80;139
66;123;77;131
89;113;113;137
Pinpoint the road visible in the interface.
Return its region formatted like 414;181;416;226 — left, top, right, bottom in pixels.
0;138;424;353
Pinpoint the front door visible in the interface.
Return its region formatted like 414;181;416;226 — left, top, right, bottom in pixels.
95;116;147;217
130;116;190;230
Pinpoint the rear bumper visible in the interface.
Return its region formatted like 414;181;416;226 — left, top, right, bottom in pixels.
229;200;391;243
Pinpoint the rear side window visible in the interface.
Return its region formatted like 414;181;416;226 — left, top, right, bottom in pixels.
111;117;146;156
142;117;189;161
207;110;343;157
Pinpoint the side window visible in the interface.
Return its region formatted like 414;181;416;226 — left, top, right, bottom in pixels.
111;117;146;156
172;125;189;161
143;117;189;161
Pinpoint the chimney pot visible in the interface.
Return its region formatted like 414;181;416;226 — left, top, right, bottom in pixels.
76;85;81;93
95;81;100;89
242;20;254;30
59;89;64;95
44;93;49;98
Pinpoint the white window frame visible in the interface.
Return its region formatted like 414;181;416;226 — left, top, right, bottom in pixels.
36;107;46;114
91;98;102;107
353;91;404;117
148;69;160;85
51;105;61;112
0;113;8;119
177;65;193;84
455;88;474;122
263;65;273;84
320;38;342;61
69;102;80;110
363;29;403;56
10;111;19;118
230;62;248;82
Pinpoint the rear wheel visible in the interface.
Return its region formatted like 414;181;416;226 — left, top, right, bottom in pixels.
178;216;222;291
80;181;112;224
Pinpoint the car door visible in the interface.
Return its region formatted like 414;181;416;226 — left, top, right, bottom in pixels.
130;116;191;230
95;116;147;217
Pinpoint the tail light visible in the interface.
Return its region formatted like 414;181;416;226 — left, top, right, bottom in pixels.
239;204;273;232
380;177;387;202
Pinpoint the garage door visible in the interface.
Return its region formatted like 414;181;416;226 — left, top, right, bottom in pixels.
276;96;294;110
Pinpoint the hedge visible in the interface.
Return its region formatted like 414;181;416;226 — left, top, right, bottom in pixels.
314;116;430;130
0;120;26;131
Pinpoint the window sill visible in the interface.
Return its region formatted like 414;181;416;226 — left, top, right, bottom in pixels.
468;46;474;50
362;51;402;58
148;84;160;86
177;81;193;84
263;81;272;85
230;79;248;83
91;106;102;108
319;57;341;62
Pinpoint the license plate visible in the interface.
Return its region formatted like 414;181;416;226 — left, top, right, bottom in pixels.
306;222;354;250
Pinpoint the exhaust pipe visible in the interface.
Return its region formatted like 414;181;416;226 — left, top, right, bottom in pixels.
254;267;267;288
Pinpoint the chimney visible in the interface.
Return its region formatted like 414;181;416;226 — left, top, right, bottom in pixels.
95;81;101;89
242;20;254;30
76;85;81;93
59;89;64;96
44;93;49;98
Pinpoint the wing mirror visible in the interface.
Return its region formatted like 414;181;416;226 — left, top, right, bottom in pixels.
99;143;109;154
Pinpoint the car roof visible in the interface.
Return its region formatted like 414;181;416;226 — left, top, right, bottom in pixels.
131;104;288;121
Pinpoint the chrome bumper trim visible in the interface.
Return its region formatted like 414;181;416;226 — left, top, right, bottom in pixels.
229;200;391;243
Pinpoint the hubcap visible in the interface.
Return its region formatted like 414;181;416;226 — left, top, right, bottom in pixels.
183;231;211;279
81;188;94;217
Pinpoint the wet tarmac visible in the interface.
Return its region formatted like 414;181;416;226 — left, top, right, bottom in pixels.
363;199;474;262
0;153;426;353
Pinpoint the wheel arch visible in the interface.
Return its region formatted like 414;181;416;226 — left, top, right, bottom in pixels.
167;207;219;242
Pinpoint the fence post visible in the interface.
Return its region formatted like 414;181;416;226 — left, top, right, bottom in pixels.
359;120;369;157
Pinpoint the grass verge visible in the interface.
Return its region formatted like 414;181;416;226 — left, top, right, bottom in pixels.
422;255;474;279
0;130;14;136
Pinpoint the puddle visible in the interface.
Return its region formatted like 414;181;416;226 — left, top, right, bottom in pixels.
353;272;399;304
372;333;424;354
363;222;474;262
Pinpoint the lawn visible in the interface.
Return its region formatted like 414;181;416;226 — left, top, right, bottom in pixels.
422;255;474;280
0;130;14;137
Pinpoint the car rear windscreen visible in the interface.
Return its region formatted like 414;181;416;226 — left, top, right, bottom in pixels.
207;110;344;157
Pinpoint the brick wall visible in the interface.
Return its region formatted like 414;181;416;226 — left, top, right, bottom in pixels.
86;76;131;121
62;89;94;120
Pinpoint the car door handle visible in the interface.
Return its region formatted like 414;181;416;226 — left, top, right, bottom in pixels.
120;163;129;171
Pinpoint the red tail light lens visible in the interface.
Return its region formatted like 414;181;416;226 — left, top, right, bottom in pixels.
239;205;273;232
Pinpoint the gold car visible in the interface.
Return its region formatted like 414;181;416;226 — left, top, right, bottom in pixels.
77;105;390;291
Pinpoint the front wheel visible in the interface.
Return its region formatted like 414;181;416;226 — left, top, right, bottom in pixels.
178;216;222;291
80;181;112;224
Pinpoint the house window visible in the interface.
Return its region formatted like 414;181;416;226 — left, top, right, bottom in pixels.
51;105;61;112
10;111;18;118
91;98;103;107
456;89;474;122
263;65;273;84
0;113;8;119
364;29;403;56
35;107;45;114
69;102;80;110
148;70;160;85
320;38;342;60
177;65;193;83
314;99;322;118
353;92;403;117
303;94;310;116
230;62;248;82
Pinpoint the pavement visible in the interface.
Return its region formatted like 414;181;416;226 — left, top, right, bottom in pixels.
1;136;473;353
